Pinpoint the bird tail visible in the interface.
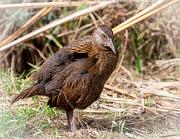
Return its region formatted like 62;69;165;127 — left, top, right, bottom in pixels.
11;83;45;104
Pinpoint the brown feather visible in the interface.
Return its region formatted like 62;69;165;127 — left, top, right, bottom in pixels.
11;26;119;130
11;83;45;104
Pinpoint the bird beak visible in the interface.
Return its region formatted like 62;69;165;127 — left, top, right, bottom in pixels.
108;39;116;54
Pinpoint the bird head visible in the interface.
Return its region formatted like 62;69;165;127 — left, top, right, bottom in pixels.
93;26;116;54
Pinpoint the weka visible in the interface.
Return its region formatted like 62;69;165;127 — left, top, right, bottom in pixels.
11;25;119;131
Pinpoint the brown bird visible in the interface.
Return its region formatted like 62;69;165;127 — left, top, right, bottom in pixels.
11;25;119;131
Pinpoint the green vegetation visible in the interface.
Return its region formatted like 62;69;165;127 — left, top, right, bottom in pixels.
0;70;30;95
0;70;61;138
0;105;61;138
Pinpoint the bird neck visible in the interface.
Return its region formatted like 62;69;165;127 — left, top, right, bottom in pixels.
87;45;119;79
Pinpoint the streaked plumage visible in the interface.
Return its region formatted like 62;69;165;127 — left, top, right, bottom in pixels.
11;26;119;131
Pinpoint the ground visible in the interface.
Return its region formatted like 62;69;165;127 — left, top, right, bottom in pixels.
0;63;180;139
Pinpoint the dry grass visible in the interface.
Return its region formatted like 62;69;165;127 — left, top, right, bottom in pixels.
1;61;180;138
0;0;180;138
0;0;177;74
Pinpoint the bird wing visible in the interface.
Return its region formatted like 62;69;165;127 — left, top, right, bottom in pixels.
44;58;90;97
34;36;93;84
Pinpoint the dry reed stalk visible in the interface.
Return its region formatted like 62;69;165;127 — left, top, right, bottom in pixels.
100;97;139;105
125;132;144;139
156;58;180;64
25;43;47;60
78;109;112;114
99;104;125;112
136;85;176;98
134;81;180;99
90;13;98;28
121;66;133;80
104;84;137;98
57;30;75;38
72;16;83;40
112;0;166;34
138;81;180;89
0;1;108;9
157;108;180;114
143;106;160;115
93;12;105;25
0;0;61;47
57;23;94;38
109;30;128;85
112;0;179;34
160;134;180;138
101;94;136;102
0;1;114;52
0;0;178;52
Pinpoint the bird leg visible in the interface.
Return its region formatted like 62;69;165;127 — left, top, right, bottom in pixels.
66;109;76;132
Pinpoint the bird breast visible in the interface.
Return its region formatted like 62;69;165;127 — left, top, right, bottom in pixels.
47;46;119;110
55;51;118;110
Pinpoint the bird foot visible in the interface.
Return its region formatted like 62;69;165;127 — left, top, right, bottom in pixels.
68;122;77;133
66;109;77;133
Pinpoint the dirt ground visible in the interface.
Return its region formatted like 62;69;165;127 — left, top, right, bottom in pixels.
1;61;180;139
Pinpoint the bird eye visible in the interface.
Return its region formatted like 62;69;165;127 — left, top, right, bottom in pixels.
102;34;107;38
